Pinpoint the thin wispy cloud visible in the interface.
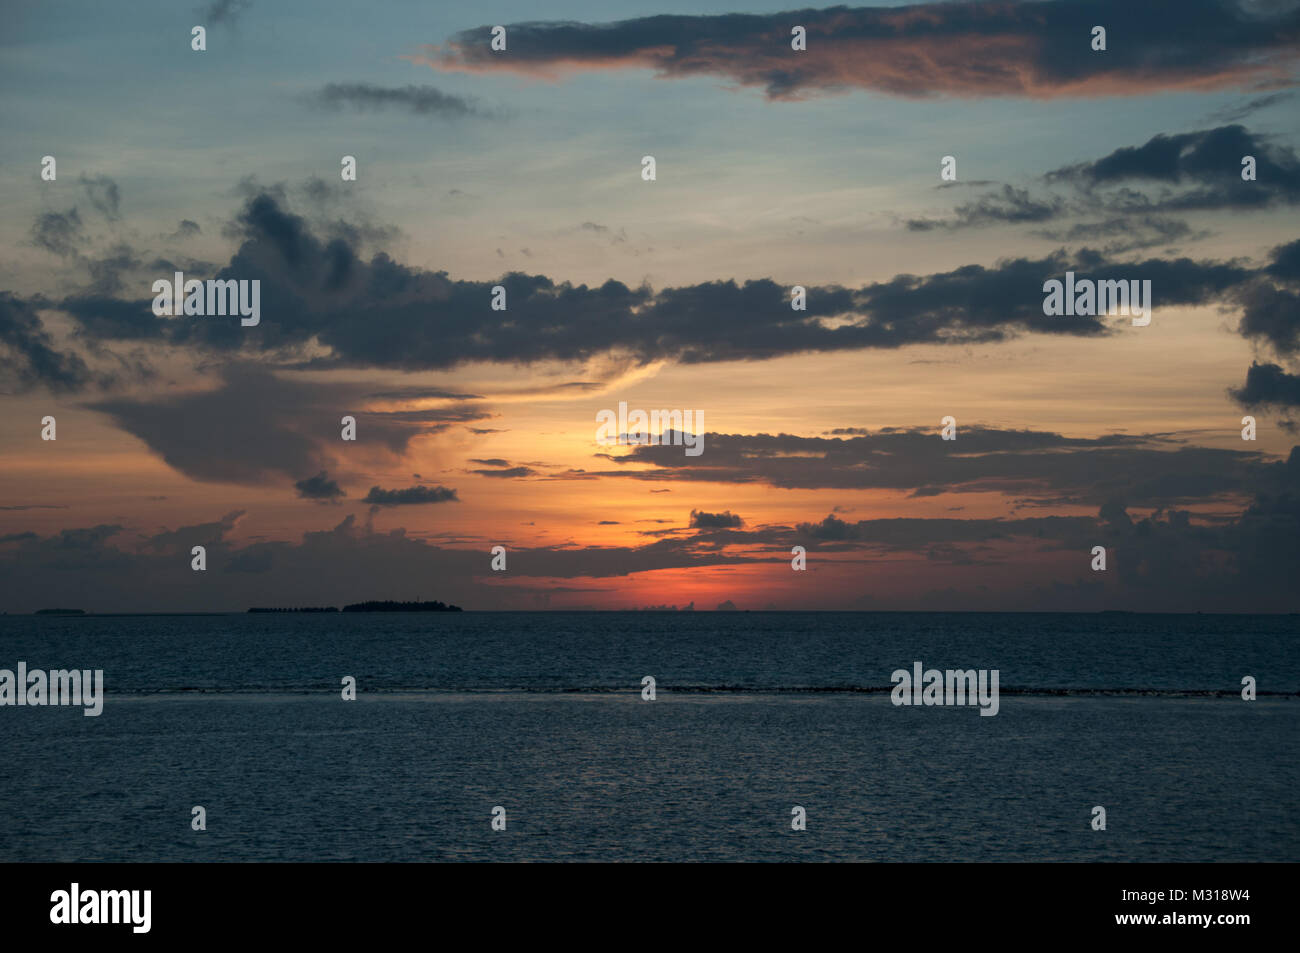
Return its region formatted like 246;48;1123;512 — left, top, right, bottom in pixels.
200;0;251;27
309;82;488;119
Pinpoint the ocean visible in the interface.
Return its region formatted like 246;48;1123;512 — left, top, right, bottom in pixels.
1;611;1296;861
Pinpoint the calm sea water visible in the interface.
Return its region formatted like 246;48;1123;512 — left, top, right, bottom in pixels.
1;611;1296;861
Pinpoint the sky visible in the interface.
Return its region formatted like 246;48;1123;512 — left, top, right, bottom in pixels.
2;0;1299;612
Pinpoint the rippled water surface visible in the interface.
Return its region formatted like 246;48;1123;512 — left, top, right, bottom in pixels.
1;612;1295;860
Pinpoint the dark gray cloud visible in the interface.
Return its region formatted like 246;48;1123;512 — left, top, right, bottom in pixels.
59;294;162;341
591;425;1277;507
44;189;1269;377
912;125;1300;237
1231;362;1300;408
295;470;346;501
422;1;1300;101
362;485;459;505
784;451;1300;610
690;509;744;529
1235;281;1300;355
0;292;98;394
1046;124;1300;211
797;510;1095;548
86;364;473;485
1227;238;1300;364
310;83;485;119
1265;236;1300;282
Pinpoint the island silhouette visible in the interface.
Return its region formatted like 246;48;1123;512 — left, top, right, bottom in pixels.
247;600;462;613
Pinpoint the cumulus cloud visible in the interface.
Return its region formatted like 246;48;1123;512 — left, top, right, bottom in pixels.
690;509;744;529
1231;362;1300;408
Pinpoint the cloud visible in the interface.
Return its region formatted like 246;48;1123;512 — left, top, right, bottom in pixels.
0;292;98;394
1045;124;1300;211
26;185;1294;429
309;83;486;119
1231;362;1300;407
362;485;460;505
591;425;1278;507
0;510;750;612
1266;236;1300;282
909;125;1298;239
368;386;485;401
1229;239;1300;367
690;509;744;529
1034;216;1201;255
30;209;84;257
906;186;1065;231
2;446;1297;611
295;471;346;501
47;189;1272;380
201;0;251;26
79;174;121;221
86;364;469;486
1207;90;1298;123
415;1;1300;101
1235;280;1300;355
912;124;1299;239
467;459;537;478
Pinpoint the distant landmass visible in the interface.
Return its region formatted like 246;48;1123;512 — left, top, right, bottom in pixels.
341;600;462;613
247;601;462;612
34;608;86;616
248;606;339;613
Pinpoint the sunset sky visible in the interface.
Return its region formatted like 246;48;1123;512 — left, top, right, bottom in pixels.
2;0;1299;612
